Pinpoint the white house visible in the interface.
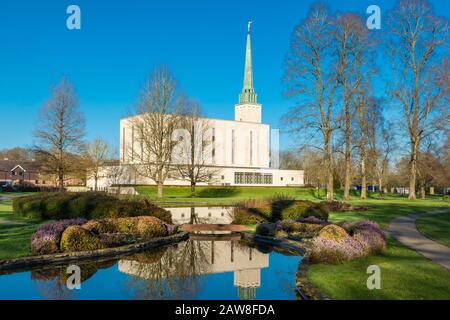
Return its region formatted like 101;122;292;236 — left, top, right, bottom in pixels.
88;23;304;189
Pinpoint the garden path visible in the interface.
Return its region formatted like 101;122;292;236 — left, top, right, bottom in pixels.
387;210;450;271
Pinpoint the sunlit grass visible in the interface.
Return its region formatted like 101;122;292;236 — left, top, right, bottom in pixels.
308;238;450;300
416;212;450;247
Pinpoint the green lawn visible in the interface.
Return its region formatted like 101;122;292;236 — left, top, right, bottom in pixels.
1;189;449;300
416;211;450;247
308;198;450;300
308;238;450;300
0;196;43;260
136;185;325;205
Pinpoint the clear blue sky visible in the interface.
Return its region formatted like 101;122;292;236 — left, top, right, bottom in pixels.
0;0;448;151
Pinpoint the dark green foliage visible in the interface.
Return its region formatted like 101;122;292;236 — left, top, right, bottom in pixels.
304;203;329;221
13;192;171;223
196;187;239;198
231;198;329;224
255;222;277;236
280;201;314;220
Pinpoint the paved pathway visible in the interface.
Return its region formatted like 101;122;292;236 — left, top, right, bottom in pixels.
387;210;450;271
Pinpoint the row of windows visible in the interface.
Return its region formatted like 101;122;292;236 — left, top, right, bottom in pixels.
234;172;273;185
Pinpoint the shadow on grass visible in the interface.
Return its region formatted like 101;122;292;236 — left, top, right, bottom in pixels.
196;187;240;198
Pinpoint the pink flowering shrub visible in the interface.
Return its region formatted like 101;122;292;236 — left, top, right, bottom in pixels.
31;219;87;255
310;236;365;264
310;220;386;264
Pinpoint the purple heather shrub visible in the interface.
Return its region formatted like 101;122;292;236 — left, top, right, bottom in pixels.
31;218;87;255
354;220;384;234
298;216;326;225
353;230;386;255
310;220;386;264
310;236;365;264
163;222;177;236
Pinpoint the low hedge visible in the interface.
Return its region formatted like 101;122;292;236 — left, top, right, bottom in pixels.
13;192;171;223
32;216;173;254
231;199;329;224
60;225;106;252
280;221;324;234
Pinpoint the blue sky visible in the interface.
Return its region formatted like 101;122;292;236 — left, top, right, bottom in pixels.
0;0;448;151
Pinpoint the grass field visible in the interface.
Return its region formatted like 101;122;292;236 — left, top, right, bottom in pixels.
136;185;325;205
416;211;450;247
308;238;450;299
1;189;449;300
0;196;43;260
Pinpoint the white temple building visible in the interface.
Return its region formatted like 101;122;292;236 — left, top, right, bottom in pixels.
88;23;303;189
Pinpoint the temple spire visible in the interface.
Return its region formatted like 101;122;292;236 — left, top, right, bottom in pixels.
239;21;257;104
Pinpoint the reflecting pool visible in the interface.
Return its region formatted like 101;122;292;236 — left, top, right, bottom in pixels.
0;239;302;300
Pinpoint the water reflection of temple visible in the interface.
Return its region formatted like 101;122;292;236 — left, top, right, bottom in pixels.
118;240;269;300
166;207;233;225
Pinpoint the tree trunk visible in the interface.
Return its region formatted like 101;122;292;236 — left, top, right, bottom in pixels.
420;186;426;199
94;176;98;191
344;109;351;201
157;182;163;199
191;182;196;198
324;133;334;200
360;157;367;200
409;139;419;200
58;168;64;192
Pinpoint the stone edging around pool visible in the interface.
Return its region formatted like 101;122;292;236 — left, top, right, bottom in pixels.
240;232;328;300
0;232;189;274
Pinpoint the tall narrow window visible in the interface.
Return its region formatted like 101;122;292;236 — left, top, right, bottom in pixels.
212;128;216;164
231;129;235;164
122;127;126;162
131;126;135;161
250;131;253;165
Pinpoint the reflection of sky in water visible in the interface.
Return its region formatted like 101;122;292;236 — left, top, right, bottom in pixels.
0;243;302;300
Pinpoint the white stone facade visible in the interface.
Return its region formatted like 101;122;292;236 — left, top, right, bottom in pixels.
87;23;303;190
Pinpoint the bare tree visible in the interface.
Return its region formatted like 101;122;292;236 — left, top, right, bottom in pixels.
349;14;375;199
172;98;219;197
130;67;183;199
86;137;110;191
334;13;361;200
34;77;85;191
284;3;340;200
107;164;128;194
366;103;395;197
386;0;449;200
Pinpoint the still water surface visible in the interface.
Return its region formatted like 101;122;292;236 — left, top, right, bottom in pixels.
0;206;302;300
0;240;301;300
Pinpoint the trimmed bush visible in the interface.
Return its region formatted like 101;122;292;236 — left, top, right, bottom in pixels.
303;203;329;221
255;222;278;236
320;201;352;212
232;208;269;225
310;221;386;264
83;216;169;240
280;220;324;234
280;201;313;220
13;192;171;223
31;219;87;255
60;226;106;252
231;199;329;224
318;225;349;241
82;219;117;234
